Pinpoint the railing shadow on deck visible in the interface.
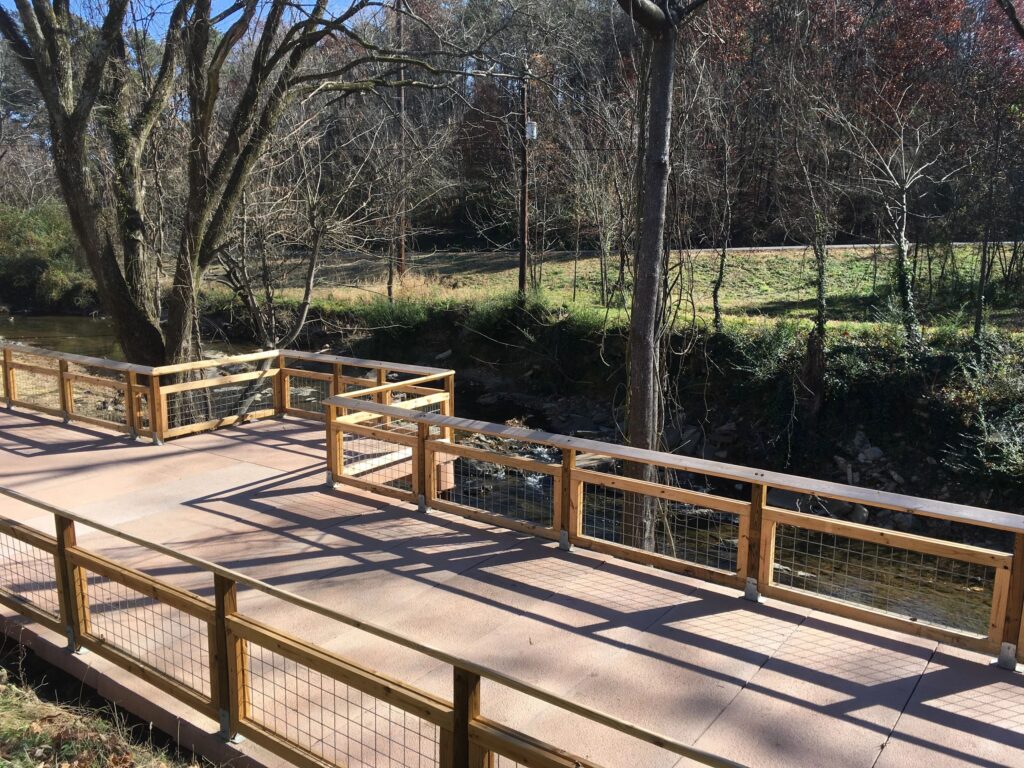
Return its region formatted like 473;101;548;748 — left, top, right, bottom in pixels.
2;342;1023;768
171;465;1024;765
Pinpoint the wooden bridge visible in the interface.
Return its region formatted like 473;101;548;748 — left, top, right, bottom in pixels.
0;342;1022;768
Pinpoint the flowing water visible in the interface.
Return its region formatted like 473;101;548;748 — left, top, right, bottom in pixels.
0;315;251;359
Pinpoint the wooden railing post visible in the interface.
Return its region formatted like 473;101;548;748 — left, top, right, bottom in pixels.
558;448;579;551
58;360;72;422
125;372;139;438
443;372;456;441
743;482;768;602
213;574;246;741
149;374;165;444
54;515;89;652
998;533;1024;669
274;353;288;415
416;422;430;512
2;347;14;406
449;667;489;768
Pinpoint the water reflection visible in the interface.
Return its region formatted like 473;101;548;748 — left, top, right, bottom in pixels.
0;315;251;359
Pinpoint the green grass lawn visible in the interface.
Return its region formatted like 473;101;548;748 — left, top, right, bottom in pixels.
236;243;1021;332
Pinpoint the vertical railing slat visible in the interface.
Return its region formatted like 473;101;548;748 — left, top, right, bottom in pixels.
451;667;490;768
743;482;767;601
149;374;165;444
559;448;579;550
2;347;15;406
214;574;245;740
999;532;1024;669
58;360;72;421
54;515;89;651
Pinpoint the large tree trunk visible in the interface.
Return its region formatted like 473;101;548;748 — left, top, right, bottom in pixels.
50;132;167;365
623;28;675;551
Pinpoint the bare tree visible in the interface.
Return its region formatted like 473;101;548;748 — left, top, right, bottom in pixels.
831;93;950;351
0;0;502;365
615;0;712;550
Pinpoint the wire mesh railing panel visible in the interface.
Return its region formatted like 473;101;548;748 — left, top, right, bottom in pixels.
580;482;741;571
353;400;446;438
165;377;275;429
287;375;331;414
766;494;1015;552
11;367;60;410
341;432;414;492
135;390;151;431
245;642;440;768
71;379;127;426
83;572;212;697
432;438;558;529
0;533;60;618
771;523;997;636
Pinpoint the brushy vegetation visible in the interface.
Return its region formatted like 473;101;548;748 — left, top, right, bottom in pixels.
202;244;1023;330
0;204;96;313
201;284;1024;507
0;668;196;768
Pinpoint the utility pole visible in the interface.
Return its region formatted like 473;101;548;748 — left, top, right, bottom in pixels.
395;0;407;278
518;73;529;298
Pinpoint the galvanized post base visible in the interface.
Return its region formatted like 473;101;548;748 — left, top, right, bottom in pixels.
325;471;335;488
219;711;244;743
997;642;1019;671
66;628;87;655
558;530;572;551
743;577;762;603
418;495;428;513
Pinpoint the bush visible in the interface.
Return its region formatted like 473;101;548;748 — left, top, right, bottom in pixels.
0;203;94;313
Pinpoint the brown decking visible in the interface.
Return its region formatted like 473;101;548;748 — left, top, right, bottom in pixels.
0;408;1021;768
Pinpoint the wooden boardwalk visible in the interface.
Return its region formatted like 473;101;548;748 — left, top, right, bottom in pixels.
0;408;1021;768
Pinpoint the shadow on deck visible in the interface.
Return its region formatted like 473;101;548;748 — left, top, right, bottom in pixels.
0;409;1021;768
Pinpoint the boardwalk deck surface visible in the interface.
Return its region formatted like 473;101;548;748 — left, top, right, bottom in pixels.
0;408;1021;768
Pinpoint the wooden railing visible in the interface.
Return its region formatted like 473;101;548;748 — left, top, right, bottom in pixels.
1;343;155;438
325;396;1024;670
0;486;743;768
0;342;454;445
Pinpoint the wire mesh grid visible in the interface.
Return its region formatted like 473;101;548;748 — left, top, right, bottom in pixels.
580;481;741;570
341;432;414;491
771;523;997;635
0;532;60;618
84;572;212;697
433;431;558;528
135;390;151;430
245;642;440;768
345;401;445;438
165;375;275;429
70;378;127;425
288;374;331;414
10;366;60;410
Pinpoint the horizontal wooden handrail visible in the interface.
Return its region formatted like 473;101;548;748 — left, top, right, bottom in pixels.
8;361;62;376
0;342;453;380
62;371;126;389
325;396;1024;535
342;371;451;400
427;438;562;476
0;485;744;768
159;367;280;394
282;348;453;377
0;342;154;374
763;506;1013;569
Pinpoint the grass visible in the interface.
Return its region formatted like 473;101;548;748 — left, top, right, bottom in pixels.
0;668;198;768
210;243;1022;332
